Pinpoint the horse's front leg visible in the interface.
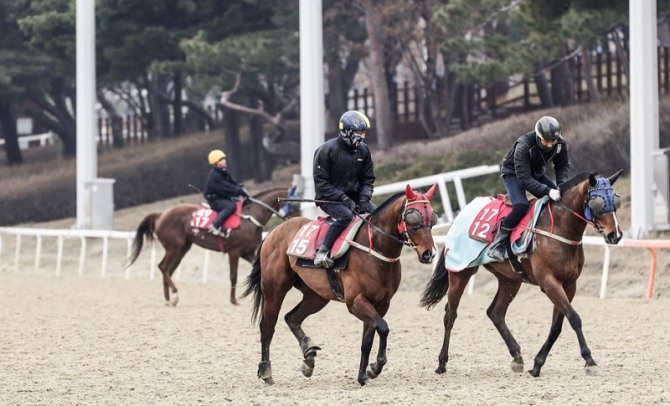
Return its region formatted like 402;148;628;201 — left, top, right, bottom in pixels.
350;296;389;386
531;282;597;377
367;302;391;380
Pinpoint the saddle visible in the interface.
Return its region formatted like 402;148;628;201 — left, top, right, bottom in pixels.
286;215;366;271
190;201;244;251
469;194;541;247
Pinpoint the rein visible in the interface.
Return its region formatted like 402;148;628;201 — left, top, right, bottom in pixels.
344;197;434;262
527;199;602;246
242;196;290;227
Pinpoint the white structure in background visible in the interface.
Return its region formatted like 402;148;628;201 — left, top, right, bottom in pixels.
298;0;325;219
629;0;659;237
75;0;115;230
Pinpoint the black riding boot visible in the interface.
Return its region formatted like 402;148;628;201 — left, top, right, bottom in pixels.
488;226;513;262
313;220;346;268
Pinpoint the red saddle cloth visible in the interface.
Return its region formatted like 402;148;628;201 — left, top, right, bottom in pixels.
468;195;512;243
286;216;362;260
190;201;243;231
468;195;539;244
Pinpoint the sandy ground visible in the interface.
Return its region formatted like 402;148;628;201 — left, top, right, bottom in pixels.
2;172;670;405
1;247;669;406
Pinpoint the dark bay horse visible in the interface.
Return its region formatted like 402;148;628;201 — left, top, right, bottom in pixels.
126;187;300;306
243;184;439;386
420;170;623;377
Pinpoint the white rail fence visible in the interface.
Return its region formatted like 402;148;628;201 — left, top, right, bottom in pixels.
1;164;668;299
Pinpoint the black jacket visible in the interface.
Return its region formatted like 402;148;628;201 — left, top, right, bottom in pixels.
313;136;375;203
500;131;570;197
204;167;244;204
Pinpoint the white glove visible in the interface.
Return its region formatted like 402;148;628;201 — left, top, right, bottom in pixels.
549;189;561;201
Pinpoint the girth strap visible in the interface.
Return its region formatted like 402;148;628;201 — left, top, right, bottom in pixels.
505;243;531;283
326;267;345;302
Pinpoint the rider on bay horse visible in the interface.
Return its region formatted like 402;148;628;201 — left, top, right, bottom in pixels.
204;149;248;237
312;110;376;268
488;115;571;262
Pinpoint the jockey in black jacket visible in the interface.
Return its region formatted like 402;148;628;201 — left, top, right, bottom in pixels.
488;116;570;262
312;110;376;268
204;149;248;237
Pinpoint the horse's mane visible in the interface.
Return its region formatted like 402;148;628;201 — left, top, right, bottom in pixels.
371;191;405;215
558;172;592;194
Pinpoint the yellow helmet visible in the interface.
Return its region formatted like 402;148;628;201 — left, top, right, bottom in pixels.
208;149;226;165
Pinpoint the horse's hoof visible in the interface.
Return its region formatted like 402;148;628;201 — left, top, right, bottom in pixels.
527;368;540;377
511;360;524;373
301;360;314;377
367;362;381;379
585;365;599;376
358;376;368;386
435;365;446;375
164;301;171;307
170;293;179;307
231;299;240;306
263;377;275;385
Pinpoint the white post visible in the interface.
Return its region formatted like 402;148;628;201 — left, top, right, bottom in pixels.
299;0;325;219
629;0;659;237
75;0;97;229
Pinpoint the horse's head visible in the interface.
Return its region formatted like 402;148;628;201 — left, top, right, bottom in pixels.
398;183;439;263
582;169;623;244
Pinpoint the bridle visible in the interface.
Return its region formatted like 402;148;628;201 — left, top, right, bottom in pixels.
532;177;621;244
346;192;438;262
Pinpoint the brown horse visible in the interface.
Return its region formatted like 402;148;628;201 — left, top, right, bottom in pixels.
242;184;439;386
126;187;300;306
420;170;624;377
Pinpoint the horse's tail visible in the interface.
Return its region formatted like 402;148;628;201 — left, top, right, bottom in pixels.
241;239;265;324
125;213;159;268
419;248;449;310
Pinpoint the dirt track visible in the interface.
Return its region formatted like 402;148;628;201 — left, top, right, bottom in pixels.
2;260;669;405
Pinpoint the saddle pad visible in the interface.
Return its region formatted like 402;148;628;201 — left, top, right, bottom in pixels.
190;201;243;230
443;196;498;271
468;195;513;243
286;216;365;260
510;196;549;254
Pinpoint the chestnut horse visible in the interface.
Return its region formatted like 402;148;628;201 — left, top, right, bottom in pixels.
243;184;439;386
126;187;300;306
420;170;623;377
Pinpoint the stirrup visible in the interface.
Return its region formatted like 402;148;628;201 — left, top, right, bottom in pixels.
488;244;506;262
208;225;223;236
314;249;334;268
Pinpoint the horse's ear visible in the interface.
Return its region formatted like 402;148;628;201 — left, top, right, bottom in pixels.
589;173;598;187
425;183;438;200
608;169;624;185
406;184;416;200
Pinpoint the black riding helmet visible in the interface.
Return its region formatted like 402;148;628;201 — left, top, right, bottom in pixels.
535;116;561;151
339;110;371;147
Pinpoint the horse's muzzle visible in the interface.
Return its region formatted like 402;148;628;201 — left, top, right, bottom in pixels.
604;231;622;245
419;249;435;264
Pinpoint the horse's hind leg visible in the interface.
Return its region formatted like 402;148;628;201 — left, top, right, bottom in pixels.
228;254;240;305
159;242;191;307
487;274;524;372
436;268;476;374
530;280;597;377
258;278;293;385
284;289;329;378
